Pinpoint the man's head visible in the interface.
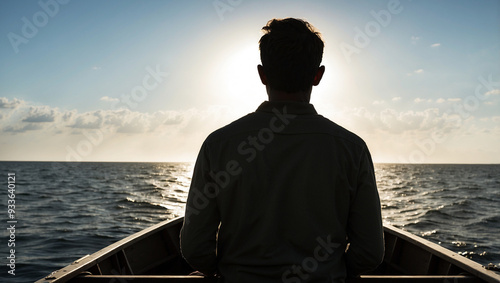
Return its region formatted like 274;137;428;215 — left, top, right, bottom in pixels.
258;18;325;98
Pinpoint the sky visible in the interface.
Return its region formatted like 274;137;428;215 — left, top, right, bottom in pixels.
1;0;499;163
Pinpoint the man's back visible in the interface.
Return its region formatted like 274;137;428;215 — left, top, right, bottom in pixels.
181;101;384;282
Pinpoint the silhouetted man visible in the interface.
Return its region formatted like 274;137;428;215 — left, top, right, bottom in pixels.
181;18;384;283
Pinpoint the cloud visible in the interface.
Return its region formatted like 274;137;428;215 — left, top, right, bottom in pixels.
21;106;58;123
4;123;43;133
0;98;240;161
2;96;498;162
344;107;470;139
0;97;24;109
69;111;104;129
0;105;62;133
406;69;424;76
430;43;441;48
100;96;119;102
62;108;186;133
0;97;223;137
161;112;184;125
485;89;500;96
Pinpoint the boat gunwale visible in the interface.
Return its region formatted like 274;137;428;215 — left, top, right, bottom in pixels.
383;224;500;282
35;217;184;283
36;218;500;283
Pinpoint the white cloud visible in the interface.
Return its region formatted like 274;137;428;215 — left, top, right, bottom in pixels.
0;103;191;134
407;69;424;76
0;97;240;161
430;43;441;48
2;97;498;163
22;106;58;123
4;123;43;133
341;107;464;138
100;96;119;102
485;89;500;96
331;106;500;163
392;97;402;101
436;98;445;103
69;111;104;129
414;98;426;103
0;97;24;109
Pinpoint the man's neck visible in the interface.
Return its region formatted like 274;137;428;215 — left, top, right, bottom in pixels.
267;88;311;103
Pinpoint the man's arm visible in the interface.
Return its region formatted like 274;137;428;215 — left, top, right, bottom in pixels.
180;142;220;276
345;148;385;277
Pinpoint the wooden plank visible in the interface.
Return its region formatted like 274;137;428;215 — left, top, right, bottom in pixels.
65;274;483;283
70;275;218;283
124;229;169;274
350;275;483;282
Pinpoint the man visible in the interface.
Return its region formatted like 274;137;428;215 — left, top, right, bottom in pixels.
180;18;384;283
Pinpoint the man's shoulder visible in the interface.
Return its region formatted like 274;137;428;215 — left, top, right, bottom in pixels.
305;115;367;148
203;109;367;149
205;112;261;142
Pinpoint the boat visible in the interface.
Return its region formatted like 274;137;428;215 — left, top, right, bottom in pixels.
36;216;500;283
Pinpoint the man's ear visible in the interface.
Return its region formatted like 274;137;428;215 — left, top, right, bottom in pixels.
312;65;325;86
257;65;267;85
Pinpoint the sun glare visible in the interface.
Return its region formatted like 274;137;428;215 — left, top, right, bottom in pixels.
207;41;345;116
222;43;266;108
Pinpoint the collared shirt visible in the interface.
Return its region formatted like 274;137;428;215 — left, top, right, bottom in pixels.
180;101;384;283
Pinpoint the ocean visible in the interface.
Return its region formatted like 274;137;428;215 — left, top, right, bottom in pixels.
0;162;499;282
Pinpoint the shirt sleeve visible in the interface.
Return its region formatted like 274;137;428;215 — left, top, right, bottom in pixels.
180;141;220;276
345;147;385;277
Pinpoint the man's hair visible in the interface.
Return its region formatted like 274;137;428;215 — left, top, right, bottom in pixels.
259;18;324;93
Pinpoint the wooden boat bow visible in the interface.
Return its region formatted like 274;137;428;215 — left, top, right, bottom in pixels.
36;217;500;283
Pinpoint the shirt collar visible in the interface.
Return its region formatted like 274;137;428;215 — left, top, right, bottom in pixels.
256;101;318;115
